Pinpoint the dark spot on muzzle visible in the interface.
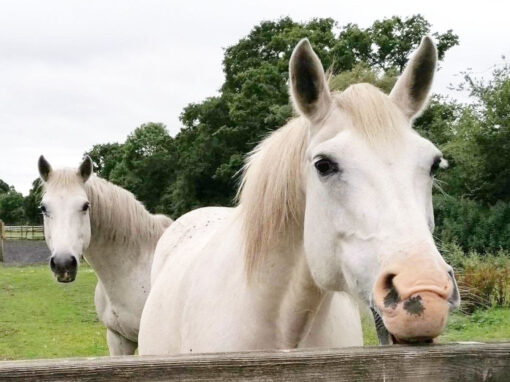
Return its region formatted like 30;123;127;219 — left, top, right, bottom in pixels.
384;286;401;309
404;295;425;316
50;255;78;283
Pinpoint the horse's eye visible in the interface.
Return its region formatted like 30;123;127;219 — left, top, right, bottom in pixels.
430;157;444;176
40;205;47;214
82;202;90;212
314;157;339;176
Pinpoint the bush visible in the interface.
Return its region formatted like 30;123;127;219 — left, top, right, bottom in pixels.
0;189;25;224
434;196;510;253
442;242;510;313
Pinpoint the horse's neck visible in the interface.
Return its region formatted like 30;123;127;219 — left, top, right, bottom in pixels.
246;226;326;349
276;255;326;348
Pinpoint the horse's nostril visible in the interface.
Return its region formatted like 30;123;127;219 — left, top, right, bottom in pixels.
383;273;396;290
381;273;400;309
50;254;77;272
50;257;56;271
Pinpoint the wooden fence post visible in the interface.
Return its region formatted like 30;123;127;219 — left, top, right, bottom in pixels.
0;219;4;262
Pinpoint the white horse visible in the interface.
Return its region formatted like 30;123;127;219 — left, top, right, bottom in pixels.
139;36;460;354
38;156;172;355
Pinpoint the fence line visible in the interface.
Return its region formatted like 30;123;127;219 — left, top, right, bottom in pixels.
3;225;44;241
0;343;509;381
0;220;4;261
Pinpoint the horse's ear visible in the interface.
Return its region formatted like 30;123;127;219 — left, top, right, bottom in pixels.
38;155;52;182
289;38;331;122
78;155;93;182
390;36;437;119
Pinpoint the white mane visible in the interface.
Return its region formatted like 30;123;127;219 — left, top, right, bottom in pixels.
44;169;172;246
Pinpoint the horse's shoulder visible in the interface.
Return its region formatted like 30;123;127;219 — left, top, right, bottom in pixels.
151;206;233;284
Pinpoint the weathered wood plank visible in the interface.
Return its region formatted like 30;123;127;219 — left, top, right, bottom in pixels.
1;343;509;381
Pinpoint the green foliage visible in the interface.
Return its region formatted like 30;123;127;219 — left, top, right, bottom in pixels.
329;63;397;93
23;179;43;225
434;196;510;253
0;188;25;224
430;65;510;204
110;123;176;213
442;243;510;313
86;123;177;214
162;15;457;216
0;179;9;194
414;95;461;146
0;179;41;225
87;142;124;180
464;66;510;203
71;15;457;219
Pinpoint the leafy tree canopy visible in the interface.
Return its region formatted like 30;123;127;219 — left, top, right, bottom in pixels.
0;179;9;194
0;188;25;224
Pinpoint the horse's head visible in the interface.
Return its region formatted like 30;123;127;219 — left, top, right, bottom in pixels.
38;156;93;283
290;37;460;343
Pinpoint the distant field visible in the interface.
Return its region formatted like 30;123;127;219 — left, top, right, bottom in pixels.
1;264;509;360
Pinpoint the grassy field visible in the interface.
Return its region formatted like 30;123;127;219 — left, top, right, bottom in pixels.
1;264;510;360
0;265;107;360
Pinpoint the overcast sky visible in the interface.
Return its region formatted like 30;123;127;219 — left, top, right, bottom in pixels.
1;0;509;195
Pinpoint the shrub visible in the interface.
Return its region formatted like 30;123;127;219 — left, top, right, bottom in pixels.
434;196;510;253
442;243;510;313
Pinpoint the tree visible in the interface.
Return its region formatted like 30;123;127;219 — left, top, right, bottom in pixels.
87;142;124;180
368;15;458;71
81;16;458;218
434;65;510;204
0;179;9;194
0;188;25;224
167;15;458;216
329;62;398;93
23;178;43;225
467;65;510;203
108;123;176;213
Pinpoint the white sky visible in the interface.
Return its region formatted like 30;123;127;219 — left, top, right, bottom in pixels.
1;0;509;195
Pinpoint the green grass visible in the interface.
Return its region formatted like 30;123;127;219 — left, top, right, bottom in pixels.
1;265;509;360
0;265;107;360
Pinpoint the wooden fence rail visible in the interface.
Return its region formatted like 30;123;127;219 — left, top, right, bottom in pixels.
1;343;509;381
3;225;44;241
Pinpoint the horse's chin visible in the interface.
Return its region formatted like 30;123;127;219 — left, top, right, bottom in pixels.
54;272;77;283
390;334;435;345
371;307;437;346
57;278;75;283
